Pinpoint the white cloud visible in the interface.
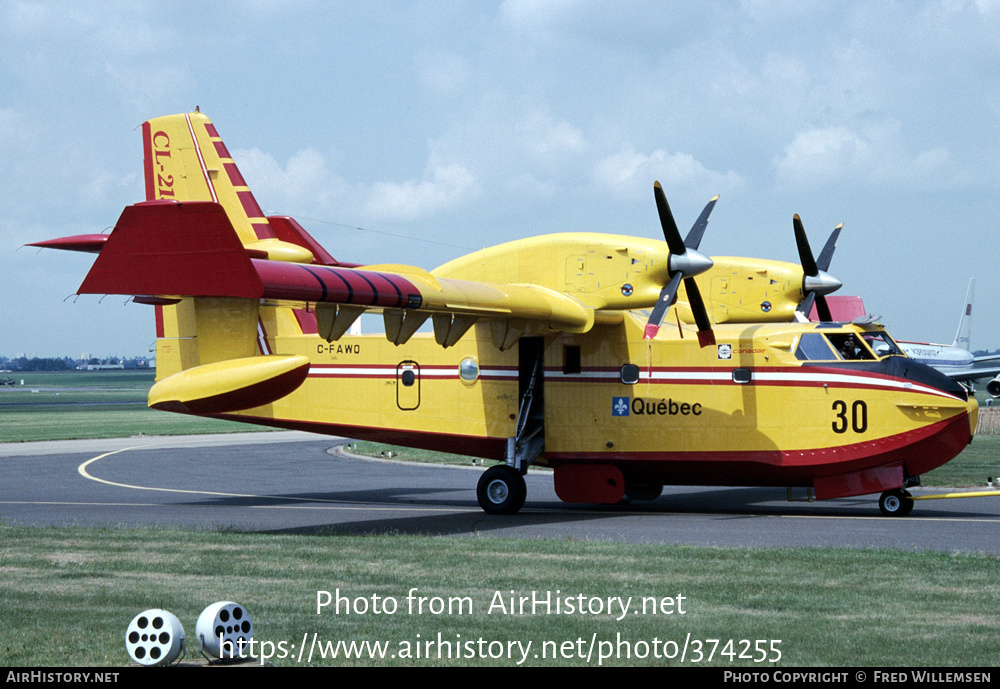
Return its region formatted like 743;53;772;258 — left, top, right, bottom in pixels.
773;127;868;188
234;147;343;210
517;111;587;158
773;122;957;190
366;158;479;222
593;147;745;198
235;147;478;224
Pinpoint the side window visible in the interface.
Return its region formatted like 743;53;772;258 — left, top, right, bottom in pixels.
794;333;838;361
620;364;640;385
563;345;582;374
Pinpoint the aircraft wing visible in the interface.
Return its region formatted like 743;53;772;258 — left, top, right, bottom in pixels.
938;358;1000;382
51;200;595;349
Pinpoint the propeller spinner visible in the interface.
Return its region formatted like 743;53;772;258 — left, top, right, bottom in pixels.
644;182;717;347
793;215;843;322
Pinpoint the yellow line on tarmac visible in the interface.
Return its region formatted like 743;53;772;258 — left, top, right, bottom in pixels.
912;490;1000;501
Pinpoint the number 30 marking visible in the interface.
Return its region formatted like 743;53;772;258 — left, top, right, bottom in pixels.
832;400;867;434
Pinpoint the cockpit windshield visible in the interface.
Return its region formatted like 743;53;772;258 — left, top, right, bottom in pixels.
826;333;875;360
794;330;904;362
859;331;904;358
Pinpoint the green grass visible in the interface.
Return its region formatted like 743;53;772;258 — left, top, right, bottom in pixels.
922;434;1000;488
348;441;491;467
1;526;997;667
0;371;270;442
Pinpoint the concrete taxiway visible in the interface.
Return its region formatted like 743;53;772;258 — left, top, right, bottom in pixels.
2;431;999;552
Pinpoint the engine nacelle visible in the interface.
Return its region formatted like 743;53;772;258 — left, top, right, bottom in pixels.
987;375;1000;398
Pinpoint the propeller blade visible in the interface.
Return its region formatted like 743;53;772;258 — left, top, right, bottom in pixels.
647;182;717;345
683;196;718;249
654;181;686;256
793;214;818;277
815;295;833;323
794;215;844;321
816;223;842;273
643;273;683;340
797;292;817;321
684;277;716;347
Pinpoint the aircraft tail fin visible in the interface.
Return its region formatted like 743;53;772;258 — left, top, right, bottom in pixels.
142;111;277;246
142;111;343;265
952;278;974;350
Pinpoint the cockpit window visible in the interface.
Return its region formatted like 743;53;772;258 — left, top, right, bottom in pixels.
794;333;838;361
860;331;903;357
827;333;875;360
795;331;900;362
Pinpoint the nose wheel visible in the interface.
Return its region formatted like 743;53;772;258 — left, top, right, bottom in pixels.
477;465;527;515
878;489;914;517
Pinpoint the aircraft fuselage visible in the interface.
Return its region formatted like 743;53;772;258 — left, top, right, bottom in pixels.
193;308;976;505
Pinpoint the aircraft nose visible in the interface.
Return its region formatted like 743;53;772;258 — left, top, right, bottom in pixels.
882;356;969;402
968;397;980;436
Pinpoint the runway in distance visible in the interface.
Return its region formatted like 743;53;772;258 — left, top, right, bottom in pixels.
32;111;979;517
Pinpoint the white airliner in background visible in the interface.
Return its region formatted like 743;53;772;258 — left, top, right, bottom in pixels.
894;281;1000;397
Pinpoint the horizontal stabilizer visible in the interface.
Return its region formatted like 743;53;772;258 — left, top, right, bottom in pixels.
27;235;109;254
79;200;263;298
149;354;310;414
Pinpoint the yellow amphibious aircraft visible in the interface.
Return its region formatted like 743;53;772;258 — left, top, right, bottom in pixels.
34;112;978;517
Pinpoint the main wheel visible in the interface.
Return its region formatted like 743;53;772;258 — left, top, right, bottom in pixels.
477;465;527;515
878;489;914;517
624;483;663;502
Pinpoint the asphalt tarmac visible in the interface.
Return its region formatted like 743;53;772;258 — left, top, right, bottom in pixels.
2;431;999;552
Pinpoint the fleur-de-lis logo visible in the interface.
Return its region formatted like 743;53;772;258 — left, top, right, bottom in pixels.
612;397;630;416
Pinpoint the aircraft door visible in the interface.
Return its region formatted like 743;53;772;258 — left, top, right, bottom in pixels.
396;360;420;410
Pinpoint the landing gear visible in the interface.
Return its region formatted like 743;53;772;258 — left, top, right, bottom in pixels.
475;337;543;516
878;488;914;517
477;465;527;515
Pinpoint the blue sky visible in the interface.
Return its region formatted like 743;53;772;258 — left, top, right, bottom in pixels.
3;1;998;358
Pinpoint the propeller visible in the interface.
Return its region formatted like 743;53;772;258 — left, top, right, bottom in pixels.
793;214;843;322
644;181;717;346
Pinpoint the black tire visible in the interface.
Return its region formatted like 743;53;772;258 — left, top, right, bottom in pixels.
624;483;663;502
477;465;526;515
878;489;914;517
